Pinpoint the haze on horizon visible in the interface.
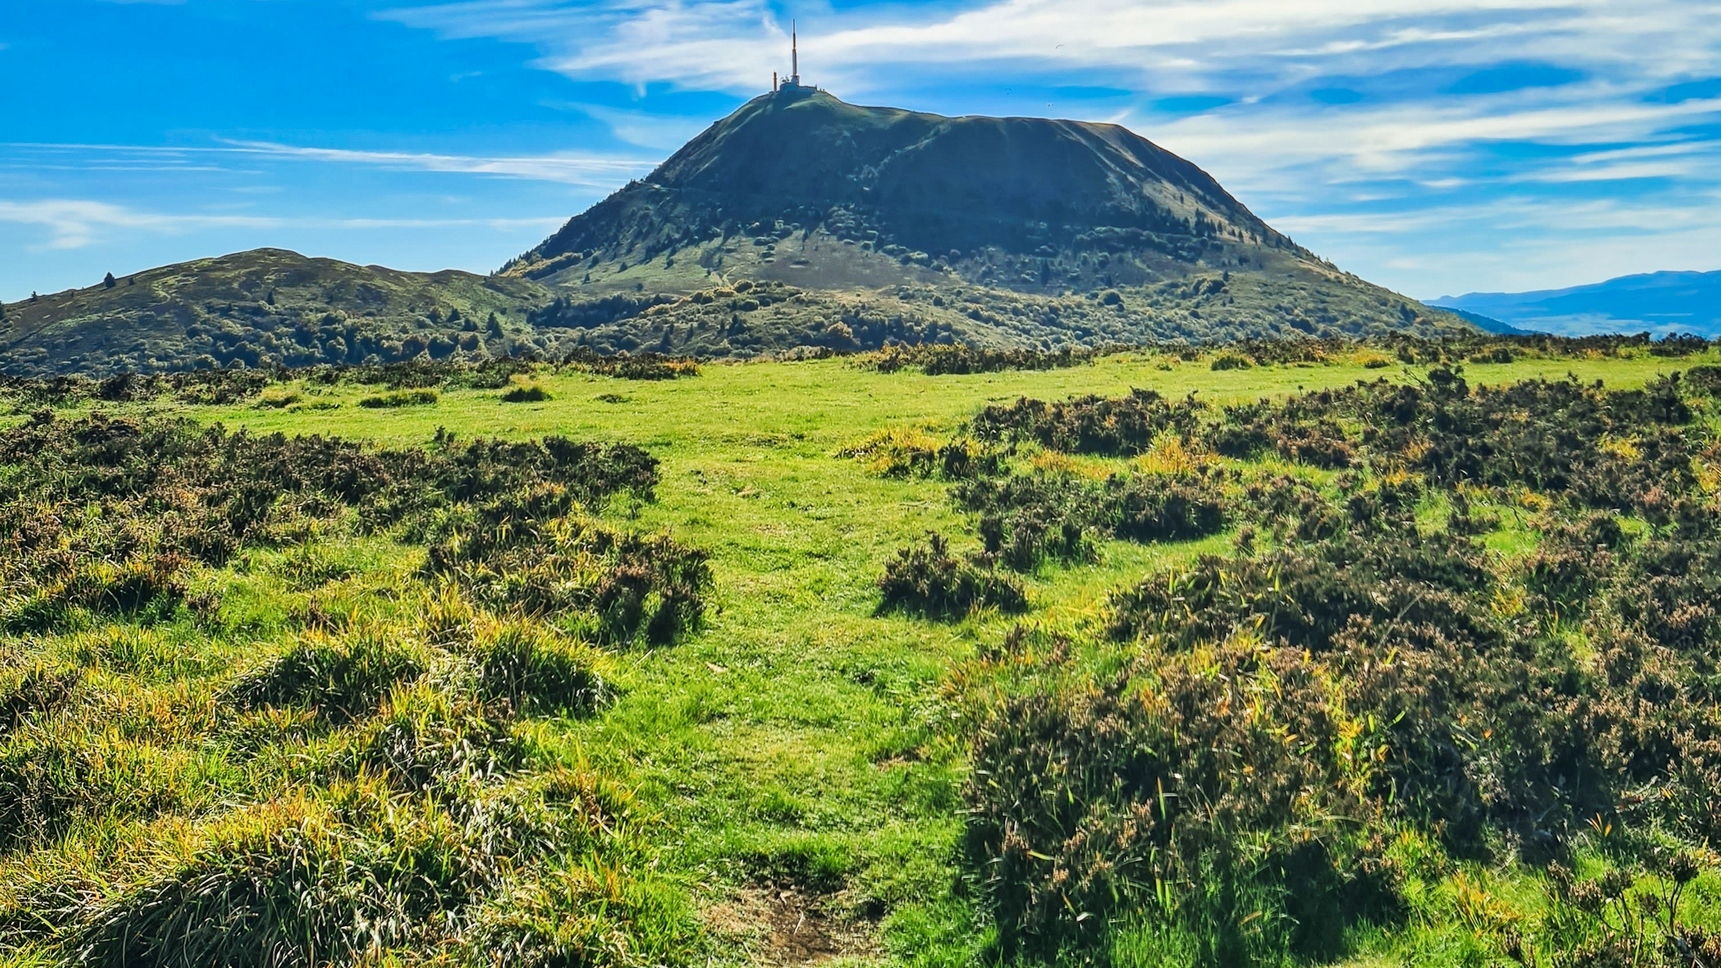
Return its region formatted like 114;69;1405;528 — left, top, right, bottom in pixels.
2;0;1718;304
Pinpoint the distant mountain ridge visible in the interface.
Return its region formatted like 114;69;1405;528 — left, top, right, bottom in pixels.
1431;269;1721;337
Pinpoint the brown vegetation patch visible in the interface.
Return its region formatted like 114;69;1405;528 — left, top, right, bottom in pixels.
706;886;879;966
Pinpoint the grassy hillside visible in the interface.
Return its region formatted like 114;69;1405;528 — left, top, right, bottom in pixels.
527;264;1468;358
2;339;1719;967
0;247;1469;375
0;249;555;376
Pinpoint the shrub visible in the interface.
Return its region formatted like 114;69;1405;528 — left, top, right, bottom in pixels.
963;640;1399;963
839;427;995;480
562;349;699;380
864;344;1099;375
972;389;1205;457
464;619;608;715
877;533;1027;619
423;502;711;647
953;469;1228;571
0;414;660;576
228;625;428;724
358;389;439;408
500;384;553;403
1649;333;1709;357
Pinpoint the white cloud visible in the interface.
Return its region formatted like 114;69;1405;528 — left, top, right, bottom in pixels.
0;200;273;250
378;0;1721;195
548;103;714;151
0;141;656;186
0;198;564;250
382;0;1720;96
218;141;655;186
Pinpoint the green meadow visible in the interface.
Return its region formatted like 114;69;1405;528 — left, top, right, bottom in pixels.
3;343;1719;967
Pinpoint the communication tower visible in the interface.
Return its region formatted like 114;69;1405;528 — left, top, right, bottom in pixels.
772;20;814;98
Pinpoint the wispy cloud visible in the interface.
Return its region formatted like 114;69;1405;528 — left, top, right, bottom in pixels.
382;0;1719;96
546;104;715;151
0;198;563;250
0;200;273;250
220;141;655;186
0;141;655;186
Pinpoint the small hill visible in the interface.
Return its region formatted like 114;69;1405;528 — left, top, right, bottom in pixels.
0;250;554;376
1431;269;1721;337
504;89;1466;351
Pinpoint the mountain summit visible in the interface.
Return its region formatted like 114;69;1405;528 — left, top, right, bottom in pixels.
499;90;1461;353
511;89;1302;291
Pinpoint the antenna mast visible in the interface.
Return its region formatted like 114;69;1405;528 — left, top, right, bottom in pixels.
791;20;799;85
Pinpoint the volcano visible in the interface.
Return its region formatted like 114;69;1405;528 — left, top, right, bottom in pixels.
502;90;1462;354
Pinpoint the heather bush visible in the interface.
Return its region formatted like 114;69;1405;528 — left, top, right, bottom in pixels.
865;344;1101;375
952;469;1228;572
423;497;711;647
946;366;1721;964
877;533;1027;619
972;389;1205;457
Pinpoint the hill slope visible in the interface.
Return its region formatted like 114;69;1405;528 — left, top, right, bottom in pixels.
1431;269;1721;337
0;249;554;376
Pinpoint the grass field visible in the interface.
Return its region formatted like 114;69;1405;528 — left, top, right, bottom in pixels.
4;344;1719;966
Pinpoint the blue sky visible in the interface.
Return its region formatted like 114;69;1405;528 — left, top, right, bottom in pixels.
2;0;1719;303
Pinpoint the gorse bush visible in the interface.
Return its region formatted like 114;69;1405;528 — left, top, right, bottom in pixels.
422;494;711;646
865;344;1102;375
500;383;553;403
964;634;1401;963
839;426;998;480
907;364;1721;965
561;348;700;380
954;469;1229;572
973;389;1205;457
877;533;1027;619
0;412;658;570
0;406;708;965
0;355;703;407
